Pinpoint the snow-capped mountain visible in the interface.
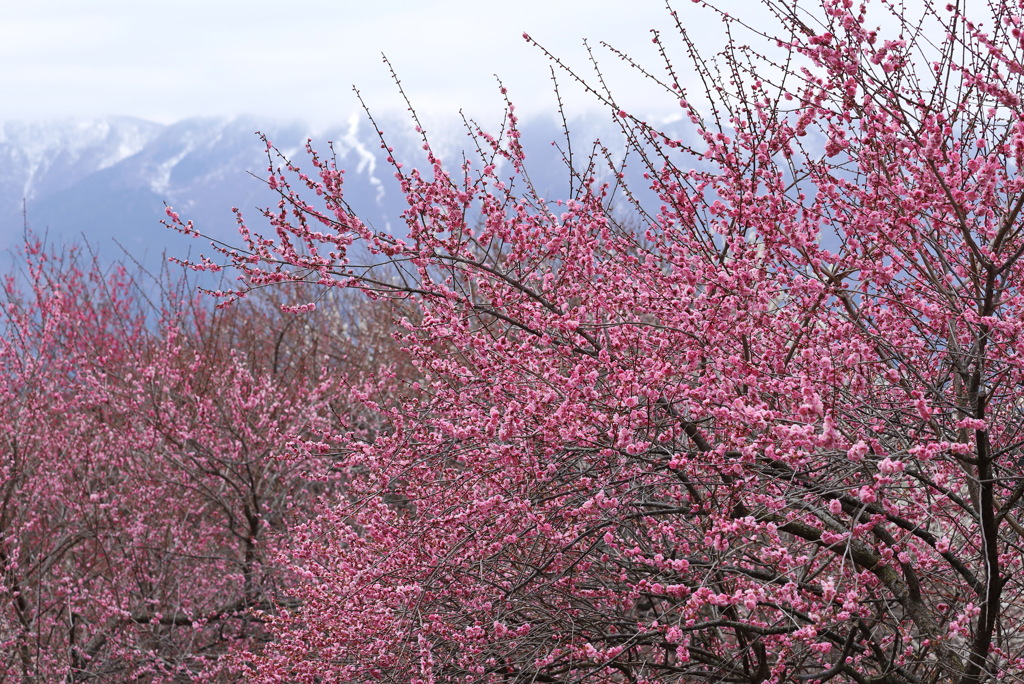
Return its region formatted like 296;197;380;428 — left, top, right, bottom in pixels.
0;113;638;270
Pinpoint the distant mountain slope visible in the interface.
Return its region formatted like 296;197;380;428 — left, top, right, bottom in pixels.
0;113;644;270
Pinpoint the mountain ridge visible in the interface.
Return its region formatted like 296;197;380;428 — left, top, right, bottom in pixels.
1;113;645;270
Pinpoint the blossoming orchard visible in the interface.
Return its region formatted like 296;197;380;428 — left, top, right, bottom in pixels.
7;0;1024;680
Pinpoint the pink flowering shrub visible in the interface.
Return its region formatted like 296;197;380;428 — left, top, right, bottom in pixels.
171;0;1024;681
0;245;391;680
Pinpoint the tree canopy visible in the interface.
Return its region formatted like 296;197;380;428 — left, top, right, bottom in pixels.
47;0;1024;681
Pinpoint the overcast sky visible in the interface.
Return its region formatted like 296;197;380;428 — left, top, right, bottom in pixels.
1;0;731;126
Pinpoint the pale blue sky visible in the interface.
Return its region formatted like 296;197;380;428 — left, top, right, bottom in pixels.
2;0;718;125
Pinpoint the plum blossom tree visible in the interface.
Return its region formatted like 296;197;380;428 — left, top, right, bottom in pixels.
171;0;1024;681
0;245;396;680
